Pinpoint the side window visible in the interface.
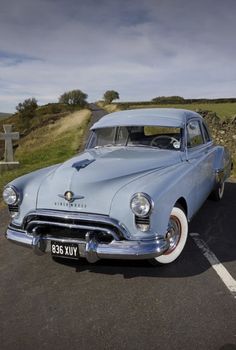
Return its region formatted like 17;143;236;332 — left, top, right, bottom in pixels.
96;127;116;146
187;120;204;148
202;122;211;143
116;126;129;143
86;131;97;148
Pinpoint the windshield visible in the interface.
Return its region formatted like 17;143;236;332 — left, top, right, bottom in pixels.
87;126;182;150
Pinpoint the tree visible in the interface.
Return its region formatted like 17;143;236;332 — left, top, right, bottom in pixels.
151;96;185;104
59;89;88;107
103;90;119;104
16;98;38;129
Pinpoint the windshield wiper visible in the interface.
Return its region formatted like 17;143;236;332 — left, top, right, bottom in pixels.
94;144;124;149
126;144;160;149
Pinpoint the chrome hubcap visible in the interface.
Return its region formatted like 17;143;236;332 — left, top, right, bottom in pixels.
164;216;181;255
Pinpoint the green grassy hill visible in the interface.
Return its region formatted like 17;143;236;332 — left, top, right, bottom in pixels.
0;105;91;207
116;102;236;118
98;100;236;118
0;112;12;120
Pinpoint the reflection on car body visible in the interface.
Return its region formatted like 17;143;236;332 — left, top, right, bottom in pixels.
3;108;232;265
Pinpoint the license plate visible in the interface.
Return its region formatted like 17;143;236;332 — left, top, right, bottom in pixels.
51;241;79;259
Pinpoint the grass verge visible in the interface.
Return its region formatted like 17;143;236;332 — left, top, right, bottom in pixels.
0;109;91;208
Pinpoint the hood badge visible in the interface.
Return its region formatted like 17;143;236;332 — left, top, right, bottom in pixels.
58;191;85;203
72;158;95;171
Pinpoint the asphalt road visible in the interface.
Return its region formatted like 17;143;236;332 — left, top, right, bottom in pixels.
0;106;236;350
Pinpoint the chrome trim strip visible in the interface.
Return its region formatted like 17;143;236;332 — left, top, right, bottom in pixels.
26;220;119;240
6;227;169;262
23;209;128;239
94;238;168;261
45;236;86;244
6;228;33;247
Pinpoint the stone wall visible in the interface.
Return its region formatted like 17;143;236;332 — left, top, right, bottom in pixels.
199;111;236;174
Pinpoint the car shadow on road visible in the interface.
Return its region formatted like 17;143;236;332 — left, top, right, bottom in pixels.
54;182;236;279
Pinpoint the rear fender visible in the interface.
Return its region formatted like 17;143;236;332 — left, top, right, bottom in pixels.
213;146;232;184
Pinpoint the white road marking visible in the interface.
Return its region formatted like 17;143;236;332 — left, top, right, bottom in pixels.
190;232;236;299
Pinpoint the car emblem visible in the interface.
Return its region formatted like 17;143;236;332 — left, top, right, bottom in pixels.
58;191;85;203
65;191;73;202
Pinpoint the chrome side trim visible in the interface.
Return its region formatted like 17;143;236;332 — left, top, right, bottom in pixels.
6;227;169;262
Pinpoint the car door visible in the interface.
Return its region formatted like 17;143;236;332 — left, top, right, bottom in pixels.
200;120;215;189
186;119;214;212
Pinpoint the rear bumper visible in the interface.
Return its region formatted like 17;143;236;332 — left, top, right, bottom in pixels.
6;227;169;263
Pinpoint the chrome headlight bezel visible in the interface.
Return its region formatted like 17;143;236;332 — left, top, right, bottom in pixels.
130;193;154;218
3;186;20;206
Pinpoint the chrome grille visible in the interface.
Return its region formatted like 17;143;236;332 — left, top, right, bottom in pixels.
135;216;150;225
8;204;19;212
23;210;127;242
135;215;150;232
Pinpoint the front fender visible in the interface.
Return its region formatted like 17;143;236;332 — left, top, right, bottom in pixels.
6;164;60;226
110;162;192;239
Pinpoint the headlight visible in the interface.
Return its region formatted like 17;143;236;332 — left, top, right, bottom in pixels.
3;186;19;205
130;193;153;217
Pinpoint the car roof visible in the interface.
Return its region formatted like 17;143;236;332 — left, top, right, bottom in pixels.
91;108;202;129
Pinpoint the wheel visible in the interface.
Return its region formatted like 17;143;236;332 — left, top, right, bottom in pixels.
149;206;188;265
210;182;225;201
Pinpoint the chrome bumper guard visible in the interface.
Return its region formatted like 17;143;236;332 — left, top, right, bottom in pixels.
6;227;169;263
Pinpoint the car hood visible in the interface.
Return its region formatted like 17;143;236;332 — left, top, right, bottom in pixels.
36;147;182;214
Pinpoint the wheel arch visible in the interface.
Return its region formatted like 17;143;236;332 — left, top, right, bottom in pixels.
175;197;188;219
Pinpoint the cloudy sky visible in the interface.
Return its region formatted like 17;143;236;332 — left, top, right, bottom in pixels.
0;0;236;112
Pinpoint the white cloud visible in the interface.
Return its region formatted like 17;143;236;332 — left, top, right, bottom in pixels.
0;0;236;112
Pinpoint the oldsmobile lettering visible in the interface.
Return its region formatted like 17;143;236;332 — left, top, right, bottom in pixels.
54;201;87;208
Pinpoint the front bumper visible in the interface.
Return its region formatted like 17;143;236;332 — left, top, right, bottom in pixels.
6;227;169;263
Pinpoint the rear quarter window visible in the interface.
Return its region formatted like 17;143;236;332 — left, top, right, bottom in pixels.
187;121;204;148
202;123;211;142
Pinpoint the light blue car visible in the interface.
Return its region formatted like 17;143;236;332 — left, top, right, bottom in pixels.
3;108;232;265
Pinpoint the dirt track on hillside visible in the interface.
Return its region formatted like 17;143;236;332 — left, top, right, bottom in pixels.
54;109;91;135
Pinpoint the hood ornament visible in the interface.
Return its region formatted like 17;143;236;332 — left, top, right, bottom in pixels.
72;158;95;171
58;191;85;203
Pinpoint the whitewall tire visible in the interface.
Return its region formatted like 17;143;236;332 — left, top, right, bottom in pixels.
149;206;188;265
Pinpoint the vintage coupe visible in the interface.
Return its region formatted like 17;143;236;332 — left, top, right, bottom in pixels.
3;108;232;265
